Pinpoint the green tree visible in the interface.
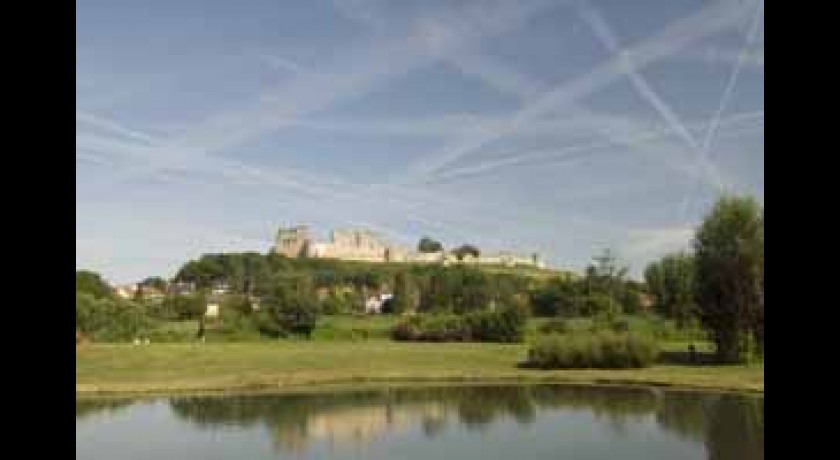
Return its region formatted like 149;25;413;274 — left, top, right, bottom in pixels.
644;253;696;327
452;244;480;260
156;294;207;320
261;281;320;338
586;249;628;297
392;271;415;314
76;292;151;341
694;195;764;363
418;236;443;253
76;270;113;299
139;276;167;292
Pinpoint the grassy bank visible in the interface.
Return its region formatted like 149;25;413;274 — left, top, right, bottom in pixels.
76;342;763;395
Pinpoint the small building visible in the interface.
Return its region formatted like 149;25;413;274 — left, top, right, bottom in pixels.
114;284;137;299
364;293;393;314
138;285;165;300
169;281;196;296
205;302;220;318
211;282;230;295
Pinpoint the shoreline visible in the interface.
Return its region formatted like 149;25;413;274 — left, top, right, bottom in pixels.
76;372;764;398
77;342;763;398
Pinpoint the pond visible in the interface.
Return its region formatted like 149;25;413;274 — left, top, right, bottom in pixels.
76;384;763;460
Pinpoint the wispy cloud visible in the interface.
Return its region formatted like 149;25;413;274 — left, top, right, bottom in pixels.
395;0;756;184
254;52;305;74
425;110;762;185
575;0;701;152
620;226;695;261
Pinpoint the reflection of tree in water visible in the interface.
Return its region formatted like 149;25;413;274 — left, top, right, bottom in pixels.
166;385;762;457
532;384;659;434
656;391;717;442
76;398;137;420
706;395;763;460
656;391;764;460
454;386;537;430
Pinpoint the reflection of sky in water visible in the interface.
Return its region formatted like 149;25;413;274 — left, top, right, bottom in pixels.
76;401;278;460
76;387;761;460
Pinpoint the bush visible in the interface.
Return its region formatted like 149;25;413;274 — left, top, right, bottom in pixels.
152;294;206;321
391;306;528;343
253;309;284;338
539;319;569;335
653;318;677;340
467;306;529;343
391;316;422;341
259;293;320;338
421;315;470;342
76;292;154;342
525;332;659;369
611;319;631;333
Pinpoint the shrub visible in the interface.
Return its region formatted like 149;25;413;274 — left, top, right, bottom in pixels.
526;332;659;369
539;319;569;335
391;306;528;343
259;293;320;338
467;306;529;343
152;294;206;321
612;319;631;333
653;318;677;340
251;309;282;338
391;316;422;341
76;292;154;342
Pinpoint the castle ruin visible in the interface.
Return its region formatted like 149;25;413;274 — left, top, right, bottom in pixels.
274;225;543;268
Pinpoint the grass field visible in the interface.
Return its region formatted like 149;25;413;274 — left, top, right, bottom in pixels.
76;341;763;395
144;314;707;343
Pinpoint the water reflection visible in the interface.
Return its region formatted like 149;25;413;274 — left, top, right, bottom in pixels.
159;385;762;458
76;398;136;421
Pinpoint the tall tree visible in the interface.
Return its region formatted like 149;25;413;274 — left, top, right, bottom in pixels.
139;276;167;292
694;195;764;363
644;253;696;327
584;248;628;317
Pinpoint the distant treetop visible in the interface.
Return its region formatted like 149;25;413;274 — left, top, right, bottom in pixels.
418;236;443;253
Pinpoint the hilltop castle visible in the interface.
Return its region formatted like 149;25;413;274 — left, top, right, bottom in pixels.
274;225;543;268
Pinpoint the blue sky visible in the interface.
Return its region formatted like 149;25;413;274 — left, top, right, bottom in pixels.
76;0;764;284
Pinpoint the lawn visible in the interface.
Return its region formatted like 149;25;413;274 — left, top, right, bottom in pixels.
76;341;763;395
145;314;707;343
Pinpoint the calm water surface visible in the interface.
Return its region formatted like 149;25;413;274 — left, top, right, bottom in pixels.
76;384;763;460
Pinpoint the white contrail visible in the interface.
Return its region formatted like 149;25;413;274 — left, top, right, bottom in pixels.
397;0;756;184
169;0;552;156
76;110;157;145
575;0;701;152
427;110;763;185
702;1;764;152
429;48;727;190
679;0;763;220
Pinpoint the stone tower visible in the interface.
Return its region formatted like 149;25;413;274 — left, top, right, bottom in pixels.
275;225;312;258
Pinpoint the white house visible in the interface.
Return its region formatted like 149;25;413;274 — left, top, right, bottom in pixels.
205;302;220;318
364;293;393;314
114;284;137;299
211;282;230;295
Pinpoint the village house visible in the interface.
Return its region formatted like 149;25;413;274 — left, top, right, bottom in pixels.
168;281;196;296
114;284;137;299
364;292;393;314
